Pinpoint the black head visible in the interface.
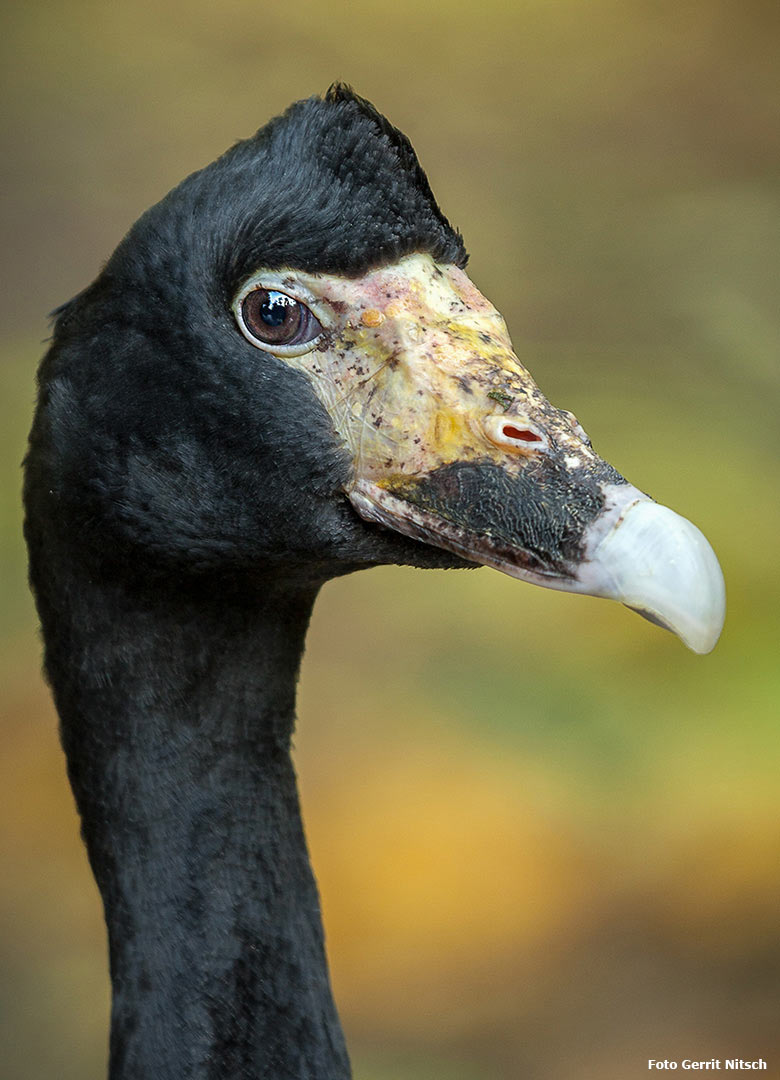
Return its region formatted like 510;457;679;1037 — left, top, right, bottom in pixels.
24;85;726;668
24;86;470;594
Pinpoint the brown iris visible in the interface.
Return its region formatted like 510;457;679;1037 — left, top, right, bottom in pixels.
241;289;322;347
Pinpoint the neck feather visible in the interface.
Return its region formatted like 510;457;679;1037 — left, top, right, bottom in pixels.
43;570;351;1080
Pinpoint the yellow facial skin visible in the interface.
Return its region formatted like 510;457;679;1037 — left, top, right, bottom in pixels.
234;253;597;494
233;252;726;654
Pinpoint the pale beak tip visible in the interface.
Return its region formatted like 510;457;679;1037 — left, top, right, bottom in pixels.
591;499;726;655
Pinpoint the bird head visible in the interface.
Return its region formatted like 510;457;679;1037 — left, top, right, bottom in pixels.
30;85;724;651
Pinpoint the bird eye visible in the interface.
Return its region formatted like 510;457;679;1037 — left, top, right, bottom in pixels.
240;289;323;349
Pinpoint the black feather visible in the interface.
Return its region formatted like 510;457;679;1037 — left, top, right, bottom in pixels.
23;91;468;1080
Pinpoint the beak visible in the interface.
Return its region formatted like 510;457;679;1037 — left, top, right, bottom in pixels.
292;254;726;653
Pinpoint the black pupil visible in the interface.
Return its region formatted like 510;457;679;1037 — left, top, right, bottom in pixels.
261;292;294;327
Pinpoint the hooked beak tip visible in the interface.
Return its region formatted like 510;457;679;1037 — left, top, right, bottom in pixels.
584;497;726;654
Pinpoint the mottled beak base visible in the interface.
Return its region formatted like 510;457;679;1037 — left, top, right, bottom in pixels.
268;254;725;652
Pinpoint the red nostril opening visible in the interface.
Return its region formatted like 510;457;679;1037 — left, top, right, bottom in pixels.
502;424;542;443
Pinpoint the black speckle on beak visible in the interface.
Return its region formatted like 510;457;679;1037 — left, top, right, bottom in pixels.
386;458;626;573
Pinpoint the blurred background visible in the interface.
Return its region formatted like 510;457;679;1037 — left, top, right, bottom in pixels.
2;1;779;1077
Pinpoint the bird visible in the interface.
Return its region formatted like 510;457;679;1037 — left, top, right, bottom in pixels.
23;85;725;1079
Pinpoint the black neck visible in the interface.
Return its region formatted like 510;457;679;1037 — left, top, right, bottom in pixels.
47;570;350;1080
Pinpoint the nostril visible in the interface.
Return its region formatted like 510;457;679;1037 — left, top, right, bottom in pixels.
484;414;548;453
502;424;542;443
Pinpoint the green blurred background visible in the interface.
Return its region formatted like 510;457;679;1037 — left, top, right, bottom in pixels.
2;2;779;1077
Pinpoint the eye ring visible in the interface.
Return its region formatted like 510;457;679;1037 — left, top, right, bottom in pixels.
234;286;324;355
